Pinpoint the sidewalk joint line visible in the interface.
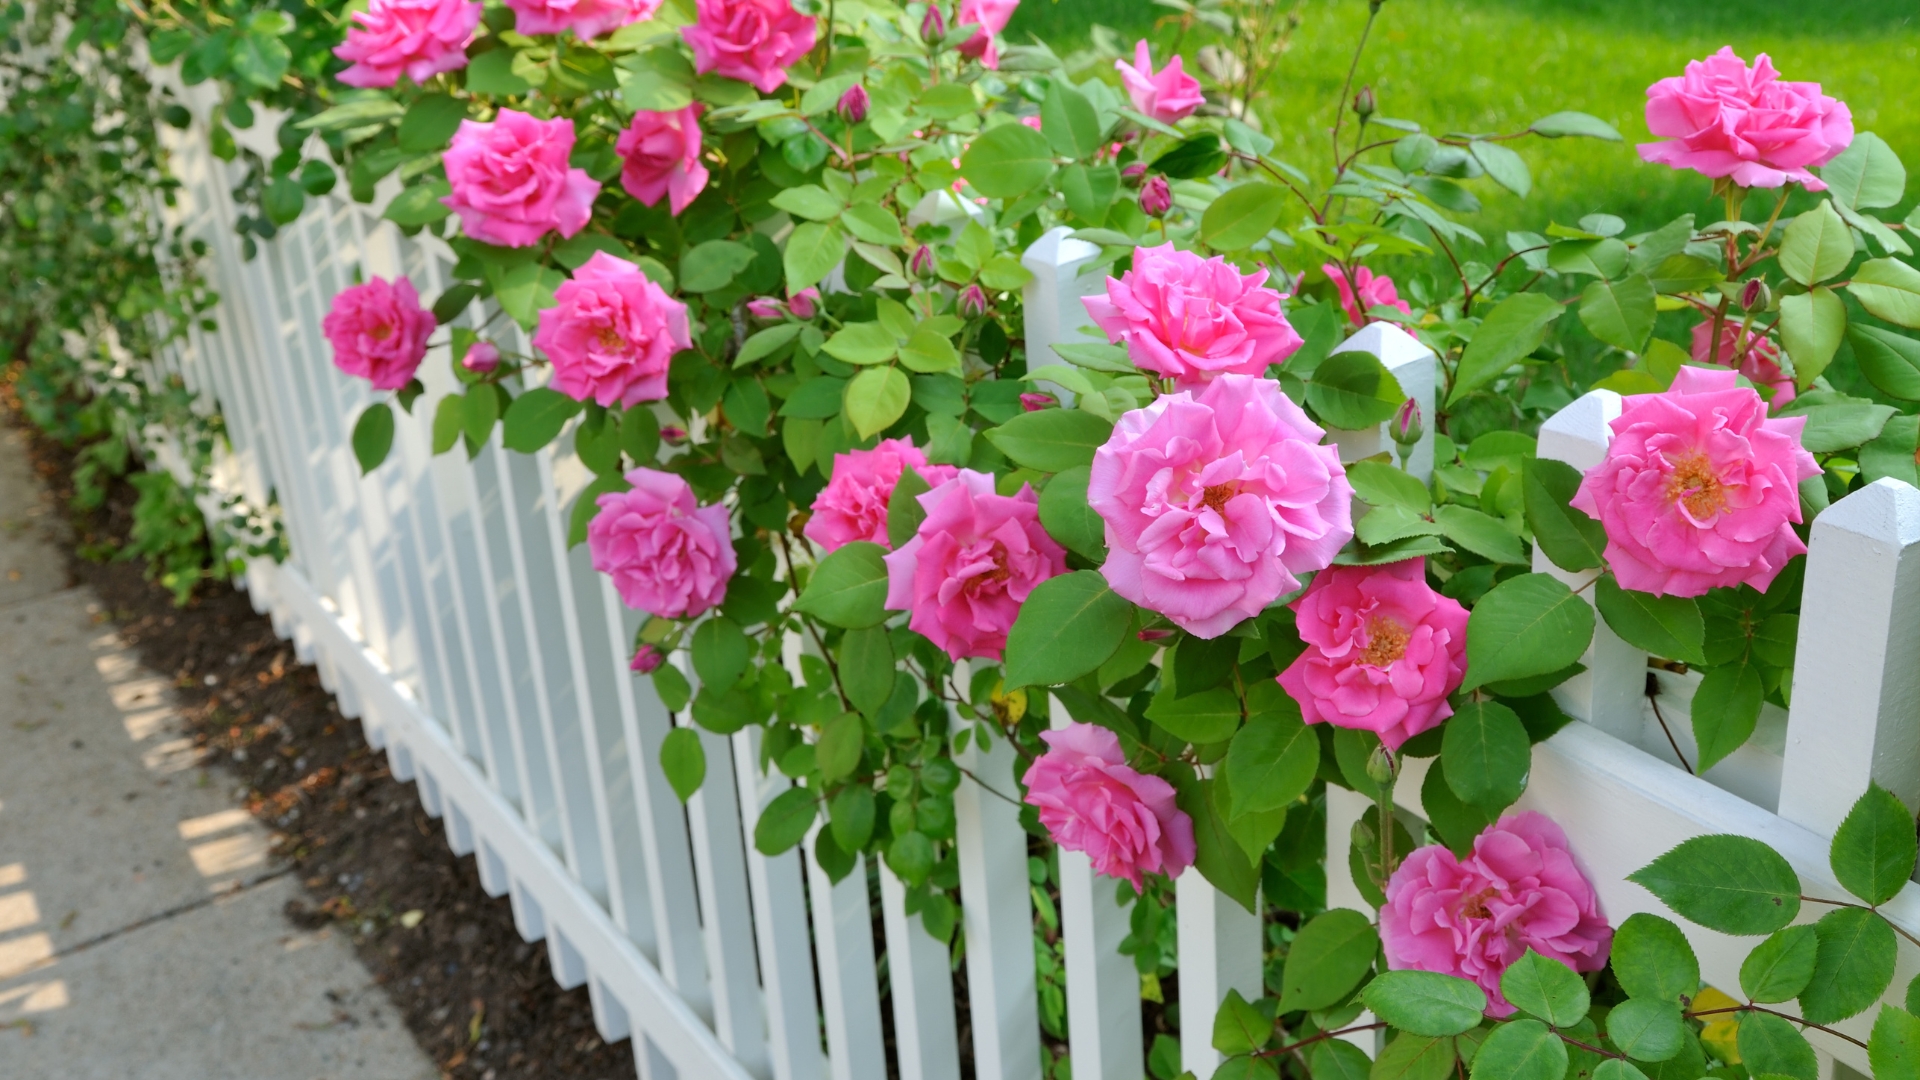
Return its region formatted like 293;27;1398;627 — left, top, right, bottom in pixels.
19;865;297;975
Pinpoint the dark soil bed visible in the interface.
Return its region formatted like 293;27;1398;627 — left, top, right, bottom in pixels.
6;388;633;1079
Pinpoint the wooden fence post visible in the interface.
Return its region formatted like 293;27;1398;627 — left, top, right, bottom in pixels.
1324;323;1438;483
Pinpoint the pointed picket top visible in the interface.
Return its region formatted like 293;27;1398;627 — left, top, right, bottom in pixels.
1537;388;1622;473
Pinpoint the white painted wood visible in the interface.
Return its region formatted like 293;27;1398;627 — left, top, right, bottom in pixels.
687;722;771;1078
1176;871;1264;1079
1019;226;1106;403
731;727;826;1080
878;862;962;1080
954;731;1042;1080
803;831;886;1080
1778;479;1920;835
1326;323;1438;482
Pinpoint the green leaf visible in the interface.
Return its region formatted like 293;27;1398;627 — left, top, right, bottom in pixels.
1449;292;1562;405
1850;323;1920;402
660;727;706;801
1801;905;1898;1023
1347;460;1432;514
262;176;307;226
1177;773;1259;912
1780;286;1847;391
1002;571;1131;689
1202;183;1288;250
842;203;905;247
1594;576;1705;666
1607;999;1686;1064
1210;989;1272;1055
680;239;757;292
1461;573;1595;691
845;367;911;438
794;542;890;628
463;381;501;452
297;98;407;132
1041;80;1102;161
736;323;803;368
887;830;935;885
1278;908;1377;1012
465;48;532;95
886;466;932;550
691;617;749;692
1549;238;1629;279
1362;972;1488;1037
1740;925;1819;1004
1441;699;1531;810
1579;273;1656;351
1433;505;1527;564
1591;1061;1650;1080
1832;783;1919;906
1373;1034;1457;1080
650;662;691;712
397;93;468;152
900;327;961;374
1470;140;1531;197
1500;950;1589;1027
383;179;453;226
1037;465;1106;561
1060;163;1119;227
553;233;631;270
1822;132;1907;211
1851;257;1920;329
352;402;394;474
784;222;848;292
1146;687;1241;745
960;122;1056;198
984;409;1113;473
817;712;865;782
1421;757;1495;857
823;322;899;366
770;184;845;222
1628;834;1801;935
1467;1019;1566;1080
229;31;290;88
1645;253;1723;295
432;393;465;455
840;625;894;722
1872;1005;1920;1080
501;388;582;452
1529;111;1622;140
1522;458;1607;573
753;787;818;856
1779;201;1854;286
491;262;565;330
1737;1010;1818;1080
829;785;875;852
567;475;625;547
1309;349;1406;429
1313;1041;1374;1080
1691;658;1764;772
1611;913;1699;1004
1225;702;1318;816
1151;133;1228;180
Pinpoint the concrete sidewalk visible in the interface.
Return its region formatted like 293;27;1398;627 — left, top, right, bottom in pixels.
0;425;437;1080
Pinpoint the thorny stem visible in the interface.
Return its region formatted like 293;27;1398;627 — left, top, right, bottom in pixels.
1329;2;1381;180
1464;245;1551;312
1254;1022;1389;1059
1374;746;1398;899
1645;680;1694;774
1734;189;1792;276
1233;151;1323;224
1687;1004;1870;1051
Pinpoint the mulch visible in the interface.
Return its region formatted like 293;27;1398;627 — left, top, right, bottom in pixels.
6;388;634;1079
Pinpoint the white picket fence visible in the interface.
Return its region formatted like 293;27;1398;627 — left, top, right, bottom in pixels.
135;77;1920;1080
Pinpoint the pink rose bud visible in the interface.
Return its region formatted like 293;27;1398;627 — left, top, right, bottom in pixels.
534;251;692;408
804;438;959;552
1021;723;1196;890
1085;243;1304;389
681;0;817;93
1121;162;1148;179
1324;263;1413;329
953;0;1017;69
787;287;821;320
589;468;736;618
838;84;870;125
1691;317;1795;407
1089;373;1353;638
333;0;482;89
1139;175;1172;217
323;276;435;390
1638;47;1852;190
1741;278;1772;312
1278;560;1467;749
909;244;937;279
616;104;709;216
504;0;658;39
629;644;665;674
958;283;989;318
1391;398;1422;447
660;425;687;442
1019;392;1057;412
1136;628;1174;642
442;110;601;248
882;470;1067;661
746;297;784;320
1571;366;1819;597
1353;85;1376;118
1020;115;1043;132
921;4;945;43
1383;813;1613;1016
461;340;501;374
1115;40;1204;125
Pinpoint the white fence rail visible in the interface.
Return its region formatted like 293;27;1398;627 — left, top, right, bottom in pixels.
140;83;1920;1080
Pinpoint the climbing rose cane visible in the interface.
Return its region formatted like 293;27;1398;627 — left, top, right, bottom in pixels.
804;438;955;553
1277;560;1468;750
1083;243;1304;389
1383;813;1613;1016
616;105;709;216
1690;318;1795;407
1637;46;1853;190
882;469;1066;661
332;0;481;88
1571;366;1818;597
502;0;658;39
533;251;691;408
1115;40;1204;124
442;110;601;248
322;276;435;390
1325;263;1413;329
1088;373;1352;638
1021;722;1196;891
589;468;736;619
681;0;816;93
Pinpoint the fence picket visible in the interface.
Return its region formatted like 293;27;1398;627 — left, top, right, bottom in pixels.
686;723;772;1076
803;831;887;1080
1176;872;1263;1078
878;863;961;1080
730;727;826;1080
954;731;1042;1080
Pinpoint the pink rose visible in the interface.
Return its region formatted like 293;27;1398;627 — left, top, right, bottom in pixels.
1571;366;1819;598
616;105;709;216
1021;722;1196;891
1083;242;1304;390
589;468;736;619
1689;318;1794;408
953;0;1018;68
534;251;690;408
681;0;816;94
1638;47;1853;191
630;644;665;673
1276;560;1468;750
442;110;601;248
1325;263;1412;329
804;439;957;552
883;469;1067;661
503;0;658;38
1115;40;1204;124
332;0;480;88
1383;813;1613;1017
322;276;435;390
1089;374;1352;638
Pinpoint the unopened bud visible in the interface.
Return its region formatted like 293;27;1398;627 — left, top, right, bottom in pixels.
1136;627;1174;642
746;297;783;320
660;425;687;442
1391;398;1423;447
1741;278;1772;313
461;341;500;374
1350;819;1376;848
1353;85;1376;119
1139;175;1172;217
1121;162;1148;179
1365;744;1397;785
629;644;665;674
921;4;945;44
838;83;869;125
787;287;820;320
958;283;989;318
909;244;937;279
1020;392;1057;412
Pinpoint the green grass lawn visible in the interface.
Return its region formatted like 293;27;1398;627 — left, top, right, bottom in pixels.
1008;0;1920;244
